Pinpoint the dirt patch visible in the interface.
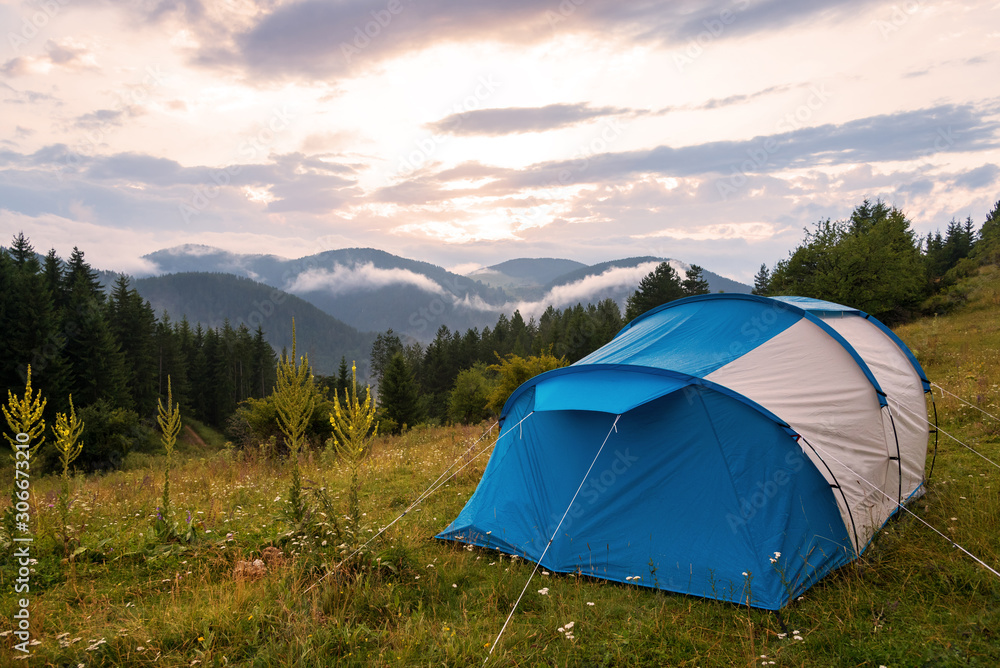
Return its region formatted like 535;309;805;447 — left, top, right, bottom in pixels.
183;424;208;449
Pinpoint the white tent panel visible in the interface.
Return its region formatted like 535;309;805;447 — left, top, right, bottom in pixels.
817;314;929;502
706;319;895;553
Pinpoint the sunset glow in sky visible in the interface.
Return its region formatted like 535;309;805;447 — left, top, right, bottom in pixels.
2;0;998;281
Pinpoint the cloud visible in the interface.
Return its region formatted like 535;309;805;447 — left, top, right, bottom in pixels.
284;262;448;296
636;223;786;242
427;103;633;137
495;104;1000;189
953;164;1000;190
206;0;888;80
691;85;793;111
511;261;686;319
0;39;99;77
74;108;127;130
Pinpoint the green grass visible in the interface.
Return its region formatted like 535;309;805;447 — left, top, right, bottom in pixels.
3;270;1000;667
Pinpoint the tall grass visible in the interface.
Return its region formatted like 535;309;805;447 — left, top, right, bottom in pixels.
3;270;1000;666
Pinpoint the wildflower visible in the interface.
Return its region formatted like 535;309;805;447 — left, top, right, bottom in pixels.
538;587;549;595
452;584;457;588
773;551;781;558
587;602;595;606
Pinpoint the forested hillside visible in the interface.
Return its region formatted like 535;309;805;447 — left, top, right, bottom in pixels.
134;272;374;376
0;237;278;470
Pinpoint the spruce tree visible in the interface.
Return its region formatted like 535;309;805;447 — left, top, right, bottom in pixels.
61;248;130;409
624;262;685;321
3;235;70;414
109;276;158;415
752;264;771;296
250;325;276;399
681;264;710;296
336;356;350;397
378;352;422;433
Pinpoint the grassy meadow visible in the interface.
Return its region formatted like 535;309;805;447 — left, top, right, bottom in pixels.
3;271;1000;667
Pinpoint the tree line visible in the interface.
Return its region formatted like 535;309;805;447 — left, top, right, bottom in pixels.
752;198;1000;323
6;195;999;462
0;234;279;470
367;264;711;430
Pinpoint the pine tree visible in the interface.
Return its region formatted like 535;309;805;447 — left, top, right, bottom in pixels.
752;263;771;296
625;262;685;321
681;264;710;296
61;252;131;410
3;235;70;414
378;352;422;433
336;356;350;397
109;276;158;416
250;325;276;399
369;329;403;389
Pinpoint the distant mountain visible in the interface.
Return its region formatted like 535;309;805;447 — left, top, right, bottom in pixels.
134;272;375;376
459;256;752;320
143;246;509;341
468;258;588;298
547;257;751;295
142;245;751;342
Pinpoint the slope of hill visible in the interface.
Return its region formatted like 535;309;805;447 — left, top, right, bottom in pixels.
134;272;376;375
468;258;588;297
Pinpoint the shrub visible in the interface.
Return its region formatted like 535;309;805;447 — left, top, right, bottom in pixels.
448;363;495;424
76;399;149;472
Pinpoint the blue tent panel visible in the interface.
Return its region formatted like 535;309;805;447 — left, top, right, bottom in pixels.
577;297;803;378
438;382;854;609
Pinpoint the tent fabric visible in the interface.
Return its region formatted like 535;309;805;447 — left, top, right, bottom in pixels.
437;294;931;609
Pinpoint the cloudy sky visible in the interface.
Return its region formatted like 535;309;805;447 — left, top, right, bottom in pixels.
1;0;998;282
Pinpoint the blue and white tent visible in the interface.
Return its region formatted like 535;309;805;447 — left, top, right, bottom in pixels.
437;294;932;609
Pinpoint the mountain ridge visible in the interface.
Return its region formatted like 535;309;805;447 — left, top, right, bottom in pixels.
140;245;752;341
